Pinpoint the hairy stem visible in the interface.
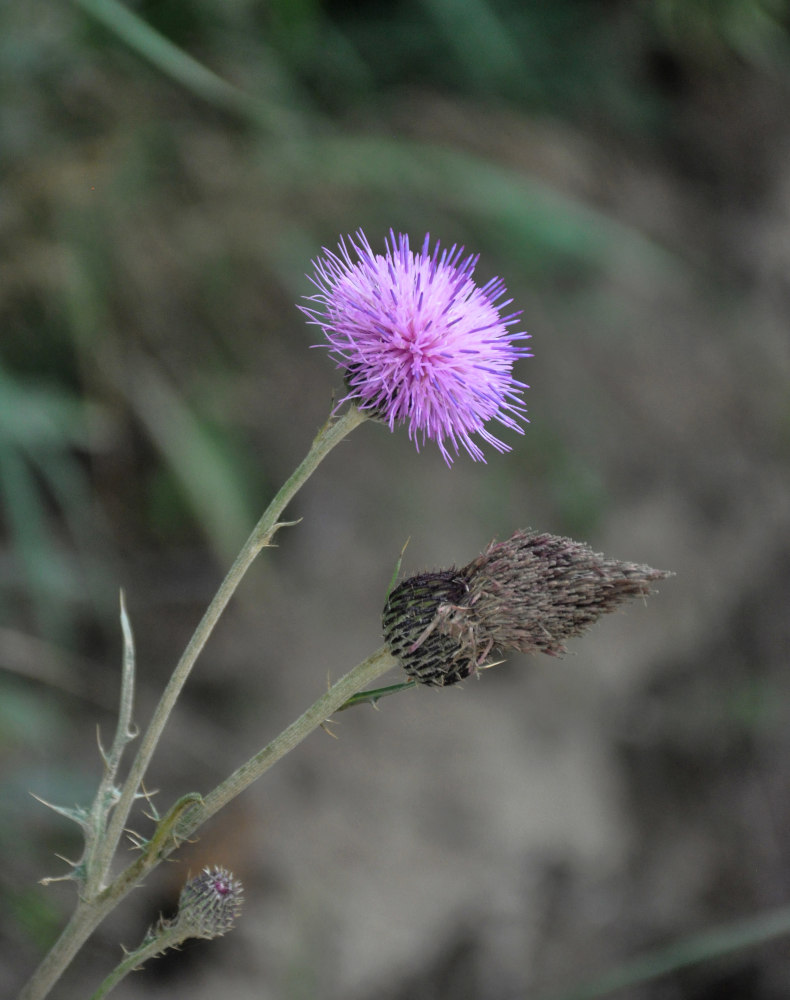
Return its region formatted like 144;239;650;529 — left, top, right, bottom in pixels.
176;645;398;839
88;921;189;1000
97;405;366;884
19;406;367;1000
83;593;137;896
20;645;397;1000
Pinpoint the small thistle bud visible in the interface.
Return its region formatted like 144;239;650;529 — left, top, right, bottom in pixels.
175;866;244;939
383;529;672;687
99;866;245;992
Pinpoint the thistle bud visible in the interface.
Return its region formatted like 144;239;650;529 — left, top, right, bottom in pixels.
175;866;244;939
382;529;672;687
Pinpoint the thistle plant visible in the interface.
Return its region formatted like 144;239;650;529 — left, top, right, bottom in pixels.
18;231;669;999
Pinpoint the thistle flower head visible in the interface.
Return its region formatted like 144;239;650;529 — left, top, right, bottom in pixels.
383;529;672;686
301;229;531;464
175;866;244;939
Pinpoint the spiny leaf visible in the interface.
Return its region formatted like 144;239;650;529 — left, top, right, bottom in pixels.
30;793;91;830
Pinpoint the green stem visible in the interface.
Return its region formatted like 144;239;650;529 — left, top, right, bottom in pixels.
97;650;398;909
18;896;123;1000
174;645;398;842
88;923;187;1000
18;406;367;1000
19;645;397;1000
83;593;137;895
85;647;398;998
98;405;366;883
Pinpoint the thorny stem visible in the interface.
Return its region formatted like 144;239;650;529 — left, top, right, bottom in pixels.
102;593;137;785
19;405;367;1000
21;645;398;1000
82;593;137;897
174;645;398;841
97;405;367;885
87;920;188;1000
85;648;398;1000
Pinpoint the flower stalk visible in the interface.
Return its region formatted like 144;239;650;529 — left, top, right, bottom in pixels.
19;405;367;1000
95;404;367;888
171;645;398;843
19;643;396;1000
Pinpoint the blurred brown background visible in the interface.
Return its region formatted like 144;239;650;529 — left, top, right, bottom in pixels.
2;1;790;997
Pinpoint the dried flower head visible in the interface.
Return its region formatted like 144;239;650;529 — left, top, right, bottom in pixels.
175;866;244;939
301;229;531;464
383;529;672;686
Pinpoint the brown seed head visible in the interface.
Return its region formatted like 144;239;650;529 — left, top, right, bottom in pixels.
382;529;672;687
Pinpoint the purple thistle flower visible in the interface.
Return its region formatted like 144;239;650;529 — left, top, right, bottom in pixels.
301;230;531;464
